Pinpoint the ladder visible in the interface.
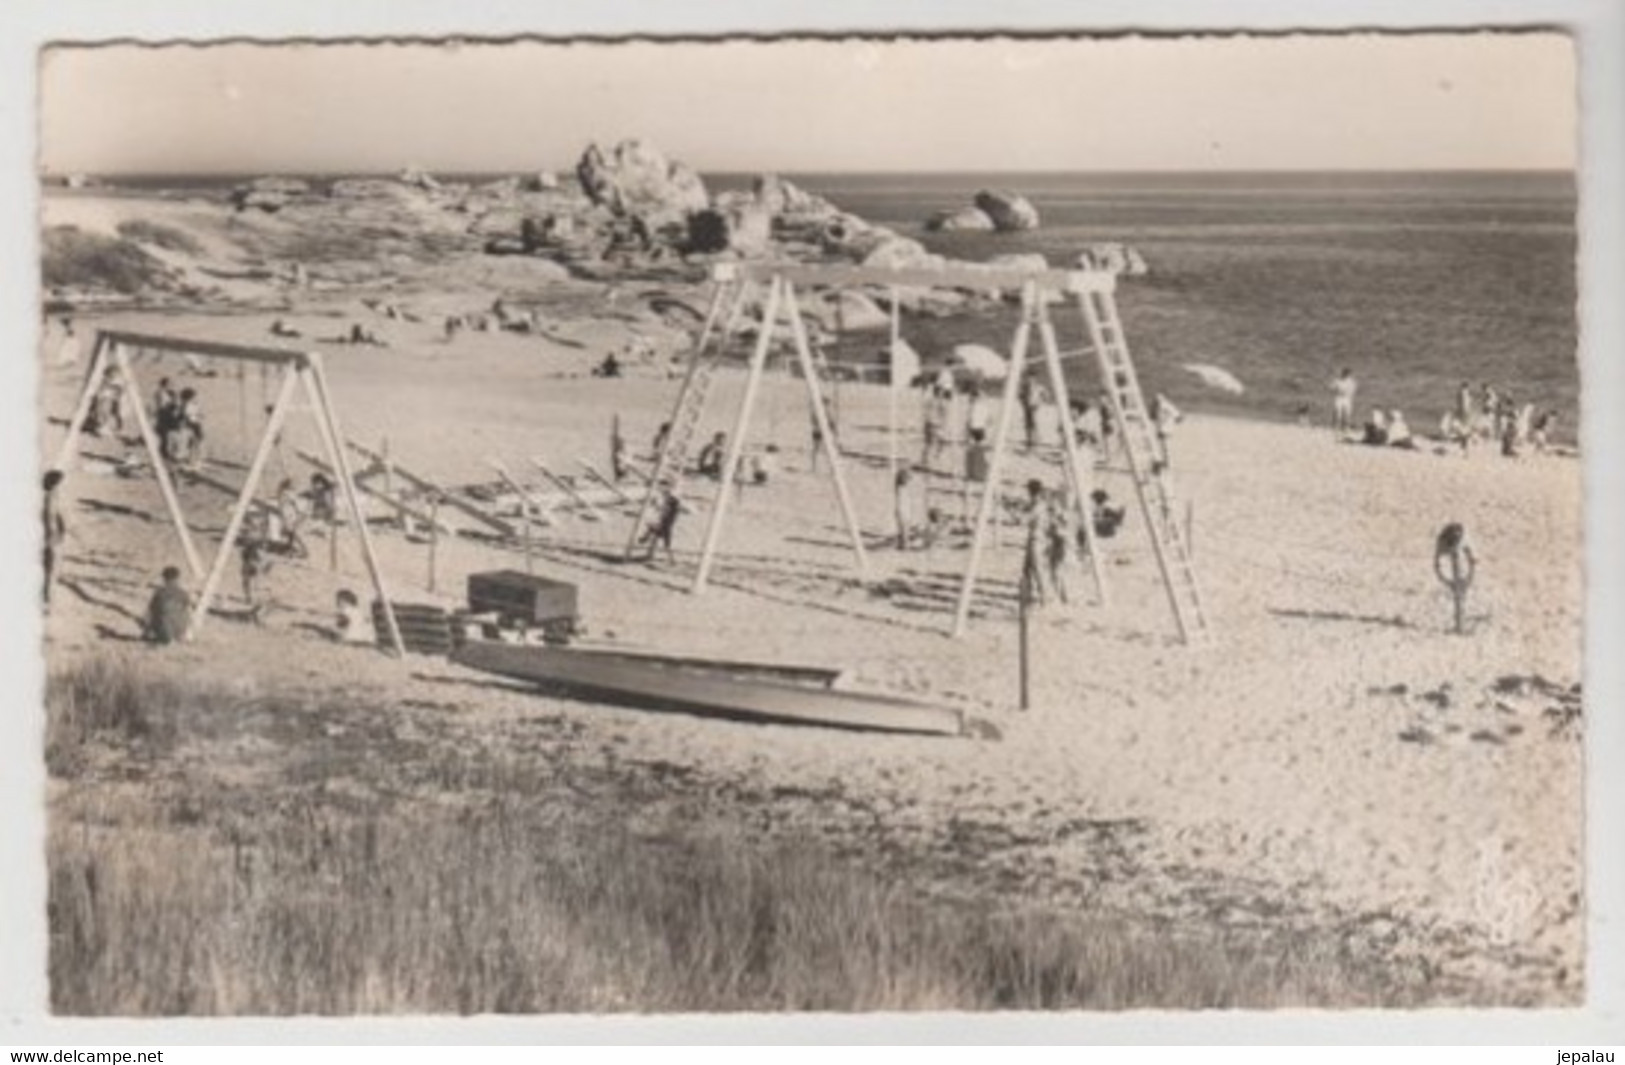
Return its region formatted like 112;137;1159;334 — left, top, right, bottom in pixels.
1076;287;1210;643
622;273;753;557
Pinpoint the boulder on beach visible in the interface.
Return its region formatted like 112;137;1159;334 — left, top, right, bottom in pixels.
398;165;443;191
861;236;940;271
523;170;561;192
987;252;1050;272
1079;242;1150;276
753;173;833;219
973;189;1041;232
685;205;770;257
576;139;709;219
230;176;312;213
806;290;891;333
925;206;996;232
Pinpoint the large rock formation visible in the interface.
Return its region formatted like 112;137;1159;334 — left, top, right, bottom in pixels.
230;176;312;213
576;139;709;219
1078;243;1150;276
972;189;1041;232
925;206;996;232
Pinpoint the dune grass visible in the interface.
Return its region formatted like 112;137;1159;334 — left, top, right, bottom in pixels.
116;219;205;255
46;660;1423;1015
42;225;174;295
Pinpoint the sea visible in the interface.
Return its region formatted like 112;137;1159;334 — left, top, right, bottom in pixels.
90;169;1580;435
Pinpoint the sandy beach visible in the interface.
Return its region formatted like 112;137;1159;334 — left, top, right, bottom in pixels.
37;176;1586;1004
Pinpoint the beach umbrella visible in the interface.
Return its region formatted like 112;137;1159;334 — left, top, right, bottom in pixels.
951;343;1008;381
1181;362;1245;395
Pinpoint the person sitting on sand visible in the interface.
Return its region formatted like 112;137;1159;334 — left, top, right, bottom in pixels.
1386;409;1417;450
1331;368;1357;436
1439;411;1474;455
143;565;191;646
1531;409;1558;453
332;589;374;645
1361;408;1390;446
593;351;622;378
742;444;777;488
695;431;727;479
269;319;301;338
1090;489;1126;540
1073;399;1102;449
306;472;337;527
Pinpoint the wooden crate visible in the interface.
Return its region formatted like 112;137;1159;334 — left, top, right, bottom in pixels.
466;570;578;629
373;600;455;656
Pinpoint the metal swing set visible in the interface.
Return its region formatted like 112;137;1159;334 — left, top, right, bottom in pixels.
51;329;408;655
624;261;1211;644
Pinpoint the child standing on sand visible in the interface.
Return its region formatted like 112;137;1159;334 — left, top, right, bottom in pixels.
1331;368;1357;437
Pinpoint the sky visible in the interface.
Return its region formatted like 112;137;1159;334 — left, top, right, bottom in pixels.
37;32;1576;175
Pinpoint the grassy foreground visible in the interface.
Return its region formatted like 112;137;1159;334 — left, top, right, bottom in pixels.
46;659;1419;1014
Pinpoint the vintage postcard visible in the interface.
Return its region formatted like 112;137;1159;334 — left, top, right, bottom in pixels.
14;10;1622;1041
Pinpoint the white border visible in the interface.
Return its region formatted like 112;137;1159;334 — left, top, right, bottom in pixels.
5;0;1622;1046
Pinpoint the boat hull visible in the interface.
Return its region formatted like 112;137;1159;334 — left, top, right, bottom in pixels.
452;641;963;737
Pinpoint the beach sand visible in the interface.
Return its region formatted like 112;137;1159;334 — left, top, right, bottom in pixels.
38;261;1585;1004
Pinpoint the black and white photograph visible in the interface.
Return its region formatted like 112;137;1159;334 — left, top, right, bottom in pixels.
10;3;1625;1039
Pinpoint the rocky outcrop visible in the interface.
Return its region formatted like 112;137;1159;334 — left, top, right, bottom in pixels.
972;189;1041;232
925;206;996;232
861;237;941;271
686;202;773;257
576;139;709;219
805;290;890;332
398;165;442;191
230;176;312;213
1078;243;1150;276
523;171;560;192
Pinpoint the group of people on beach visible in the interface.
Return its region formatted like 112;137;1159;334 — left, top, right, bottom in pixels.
1333;368;1561;458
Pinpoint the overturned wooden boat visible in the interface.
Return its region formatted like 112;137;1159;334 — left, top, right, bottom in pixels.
451;640;964;737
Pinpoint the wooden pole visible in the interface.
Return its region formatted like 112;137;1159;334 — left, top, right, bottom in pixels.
953;284;1037;637
380;435;395;523
302;360;407;657
51;332;111;474
1019;532;1035;711
888;287;900;486
186;367;298;640
427;494;441;592
693;276;781;593
783;280;869;579
112;343;206;580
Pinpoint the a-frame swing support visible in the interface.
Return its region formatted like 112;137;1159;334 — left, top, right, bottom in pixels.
630;261;1208;644
51;329;408;657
